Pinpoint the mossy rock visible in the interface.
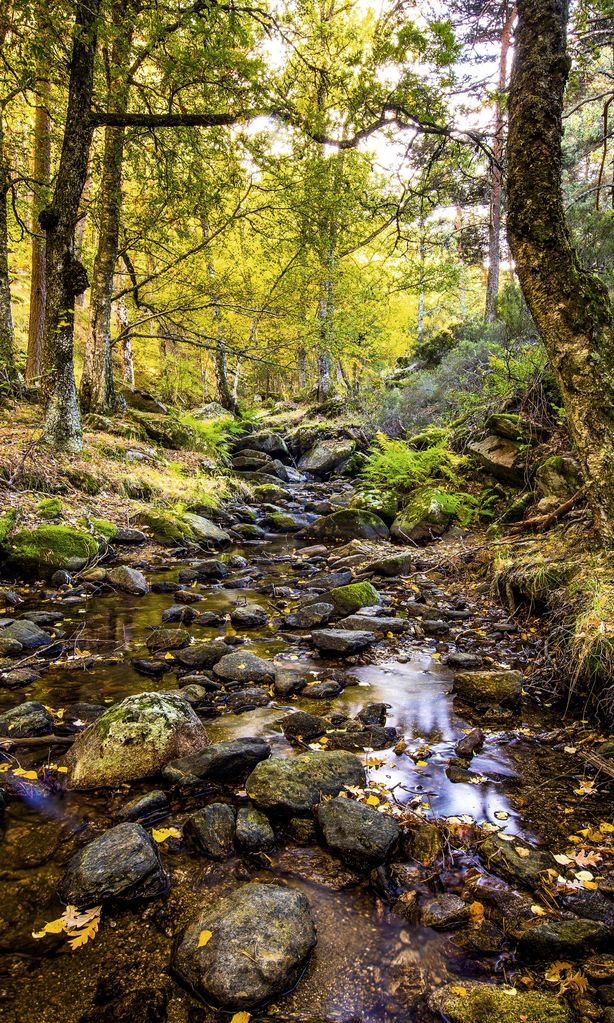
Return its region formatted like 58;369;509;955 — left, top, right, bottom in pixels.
390;488;452;543
535;454;583;500
6;525;99;578
350;489;398;523
130;411;199;451
252;484;288;503
135;509;195;545
430;983;572;1023
38;497;63;520
297;508;389;543
328;581;380;615
408;426;449;450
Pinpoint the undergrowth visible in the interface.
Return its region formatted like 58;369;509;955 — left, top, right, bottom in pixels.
361;433;465;497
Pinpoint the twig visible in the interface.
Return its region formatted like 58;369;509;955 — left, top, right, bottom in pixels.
508;488;586;534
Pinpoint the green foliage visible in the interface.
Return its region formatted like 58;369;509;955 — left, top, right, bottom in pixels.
362;433;465;498
38;497;63;520
179;414;239;460
0;509;17;544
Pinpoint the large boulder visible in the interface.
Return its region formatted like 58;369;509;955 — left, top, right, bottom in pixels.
246;750;366;815
390;489;452;543
317;797;399;865
135;509;194;545
182;513;231;546
173;638;230;669
467;434;525;484
58;823;168;908
299;438;356;477
0;619;52;649
429;983;572;1023
173;883;317;1009
453;669;523;708
129;411;198;449
64;692;209;789
237;430;289;458
298;509;389;543
5;525;98;578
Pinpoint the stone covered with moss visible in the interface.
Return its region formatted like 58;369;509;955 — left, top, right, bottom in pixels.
298;508;389;543
390;488;452;543
135;508;195;545
129;410;199;450
430;983;571;1023
5;525;99;577
328;580;381;615
65;692;209;789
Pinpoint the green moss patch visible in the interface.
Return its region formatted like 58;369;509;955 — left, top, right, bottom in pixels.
135;509;195;545
7;525;99;578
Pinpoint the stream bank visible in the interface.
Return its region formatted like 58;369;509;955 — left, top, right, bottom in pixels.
0;418;613;1023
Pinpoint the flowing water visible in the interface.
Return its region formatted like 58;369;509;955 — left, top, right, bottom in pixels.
0;478;598;1023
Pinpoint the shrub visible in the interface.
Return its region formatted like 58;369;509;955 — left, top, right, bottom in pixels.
361;433;465;500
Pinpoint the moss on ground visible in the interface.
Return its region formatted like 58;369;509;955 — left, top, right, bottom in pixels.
135;509;195;545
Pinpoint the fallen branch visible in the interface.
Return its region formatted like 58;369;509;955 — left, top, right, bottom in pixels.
508;487;586;534
578;749;614;780
0;734;75;750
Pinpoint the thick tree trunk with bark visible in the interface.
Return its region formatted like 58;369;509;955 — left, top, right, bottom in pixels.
80;19;132;413
0;118;16;386
40;0;100;450
507;0;614;543
484;6;515;323
116;292;134;386
26;77;51;381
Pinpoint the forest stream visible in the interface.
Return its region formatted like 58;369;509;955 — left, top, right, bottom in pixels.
2;453;613;1023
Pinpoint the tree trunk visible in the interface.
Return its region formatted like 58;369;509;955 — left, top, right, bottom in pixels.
484;6;515;322
297;346;307;389
201;218;237;413
41;0;100;451
80;18;132;413
26;75;51;382
507;0;614;543
0;117;16;387
317;275;333;401
455;206;467;317
116;293;134;386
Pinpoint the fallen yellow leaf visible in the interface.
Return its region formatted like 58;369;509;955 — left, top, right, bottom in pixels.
197;929;213;948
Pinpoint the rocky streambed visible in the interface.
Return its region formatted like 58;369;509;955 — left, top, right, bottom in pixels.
0;427;613;1023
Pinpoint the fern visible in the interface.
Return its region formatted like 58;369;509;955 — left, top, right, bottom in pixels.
361;434;466;497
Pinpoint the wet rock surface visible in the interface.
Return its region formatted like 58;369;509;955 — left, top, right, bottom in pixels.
58;823;168;908
173;882;317;1008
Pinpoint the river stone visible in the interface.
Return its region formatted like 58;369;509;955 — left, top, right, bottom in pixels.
64;692;209;789
280;710;328;742
240;430;290;457
311;629;377;655
146;627;191;653
430;983;572;1023
163;736;271;783
183;513;231;546
286;602;334;629
58;823;168;908
185;803;236;859
213;650;275;684
455;727;485;758
519;918;613;955
0;701;53;738
106;565;149;595
316;797;399;865
230;604;268;628
480;833;550;887
328;581;380;615
421;893;470;929
298;438;356;476
236;807;275;851
246;750;366;815
298;509;389;543
453;669;523;707
0;636;23;656
6;525;99;577
173;638;230;669
224;687;271;713
113;527;148;544
338;614;408;634
1;619;52;649
173;882;316;1009
117;790;169;824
